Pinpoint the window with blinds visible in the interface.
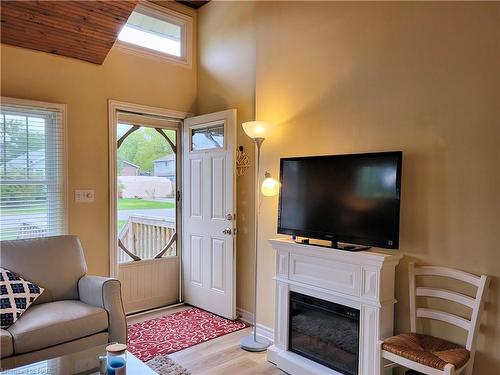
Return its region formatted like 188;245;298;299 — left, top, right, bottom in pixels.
0;98;66;240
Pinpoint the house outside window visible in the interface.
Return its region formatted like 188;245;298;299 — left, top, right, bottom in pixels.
0;98;67;240
153;154;176;186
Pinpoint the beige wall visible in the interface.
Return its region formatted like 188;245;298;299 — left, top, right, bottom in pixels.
0;5;197;275
255;1;500;372
199;1;500;372
197;1;257;313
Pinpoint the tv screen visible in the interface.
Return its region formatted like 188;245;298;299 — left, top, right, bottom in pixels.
278;151;402;249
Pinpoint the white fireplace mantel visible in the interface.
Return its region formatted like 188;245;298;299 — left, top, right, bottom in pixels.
267;238;402;375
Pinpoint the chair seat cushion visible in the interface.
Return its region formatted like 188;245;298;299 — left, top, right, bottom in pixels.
382;333;470;370
1;329;13;358
7;300;108;354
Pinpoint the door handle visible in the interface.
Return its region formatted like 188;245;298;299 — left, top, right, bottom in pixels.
222;228;232;235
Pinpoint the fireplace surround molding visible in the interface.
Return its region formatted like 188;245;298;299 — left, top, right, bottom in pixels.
267;238;402;375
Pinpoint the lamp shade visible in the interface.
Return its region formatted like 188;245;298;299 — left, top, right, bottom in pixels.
261;172;280;197
242;121;276;139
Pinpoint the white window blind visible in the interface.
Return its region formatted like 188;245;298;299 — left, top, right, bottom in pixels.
0;99;66;240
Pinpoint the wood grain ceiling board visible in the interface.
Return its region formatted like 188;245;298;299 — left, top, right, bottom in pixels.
0;0;139;65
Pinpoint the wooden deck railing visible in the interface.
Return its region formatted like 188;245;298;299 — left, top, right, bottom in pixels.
117;215;176;263
17;223;46;239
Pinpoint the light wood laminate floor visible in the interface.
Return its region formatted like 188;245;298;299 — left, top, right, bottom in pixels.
127;305;285;375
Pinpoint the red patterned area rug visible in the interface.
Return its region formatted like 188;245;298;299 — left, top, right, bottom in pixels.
128;307;248;362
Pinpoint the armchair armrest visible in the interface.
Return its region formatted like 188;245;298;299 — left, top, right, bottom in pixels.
78;275;127;344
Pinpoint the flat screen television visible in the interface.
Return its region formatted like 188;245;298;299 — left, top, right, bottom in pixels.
278;151;402;249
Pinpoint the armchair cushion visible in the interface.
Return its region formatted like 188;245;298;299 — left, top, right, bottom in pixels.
1;267;44;329
0;236;87;305
8;300;108;354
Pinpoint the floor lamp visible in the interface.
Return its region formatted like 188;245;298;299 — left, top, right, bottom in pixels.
240;121;280;352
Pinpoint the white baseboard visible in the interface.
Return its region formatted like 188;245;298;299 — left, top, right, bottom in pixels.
236;307;253;324
127;302;185;318
256;323;274;343
236;307;275;343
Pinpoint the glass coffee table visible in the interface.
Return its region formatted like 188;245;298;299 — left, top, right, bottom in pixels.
0;344;157;374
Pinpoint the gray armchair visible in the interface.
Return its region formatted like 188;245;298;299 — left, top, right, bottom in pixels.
0;235;126;369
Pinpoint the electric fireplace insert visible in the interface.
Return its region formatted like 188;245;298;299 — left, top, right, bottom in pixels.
289;291;360;375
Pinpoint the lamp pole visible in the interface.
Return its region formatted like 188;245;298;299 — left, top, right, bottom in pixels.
240;121;277;352
240;136;271;352
253;137;263;342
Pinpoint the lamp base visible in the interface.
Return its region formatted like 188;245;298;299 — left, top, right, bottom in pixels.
240;334;271;352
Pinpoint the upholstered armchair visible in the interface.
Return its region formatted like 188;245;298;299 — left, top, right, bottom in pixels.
0;235;126;369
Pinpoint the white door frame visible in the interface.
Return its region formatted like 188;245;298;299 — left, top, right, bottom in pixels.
107;99;191;279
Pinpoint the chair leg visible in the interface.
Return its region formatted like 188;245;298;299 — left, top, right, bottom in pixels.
463;361;473;375
376;340;384;375
444;364;455;375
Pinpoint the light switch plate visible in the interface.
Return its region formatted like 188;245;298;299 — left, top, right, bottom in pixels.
75;189;94;203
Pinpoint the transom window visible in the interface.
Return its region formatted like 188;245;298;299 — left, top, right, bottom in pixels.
116;2;192;66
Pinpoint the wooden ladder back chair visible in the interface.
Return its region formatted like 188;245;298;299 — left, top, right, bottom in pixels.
377;263;490;375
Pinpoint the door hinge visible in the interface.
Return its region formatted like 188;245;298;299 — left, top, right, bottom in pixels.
176;190;181;202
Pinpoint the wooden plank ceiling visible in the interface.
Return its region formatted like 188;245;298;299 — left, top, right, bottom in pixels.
0;1;139;64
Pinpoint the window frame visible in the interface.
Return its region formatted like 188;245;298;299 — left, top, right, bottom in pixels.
114;2;193;68
0;96;68;238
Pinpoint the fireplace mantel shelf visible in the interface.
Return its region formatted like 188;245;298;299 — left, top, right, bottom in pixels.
269;238;402;265
267;238;402;375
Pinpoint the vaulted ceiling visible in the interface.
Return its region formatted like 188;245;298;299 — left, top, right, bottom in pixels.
0;0;139;64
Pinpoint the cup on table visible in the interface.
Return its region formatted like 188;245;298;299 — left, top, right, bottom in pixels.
106;343;127;375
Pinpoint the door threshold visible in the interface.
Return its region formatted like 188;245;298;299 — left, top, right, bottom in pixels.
126;302;185;318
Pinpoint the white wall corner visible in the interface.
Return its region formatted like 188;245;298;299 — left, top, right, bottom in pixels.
237;307;275;343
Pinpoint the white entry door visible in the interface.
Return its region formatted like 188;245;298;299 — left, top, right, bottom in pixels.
182;109;237;319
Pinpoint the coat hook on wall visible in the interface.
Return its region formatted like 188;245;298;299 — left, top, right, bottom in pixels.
236;145;250;177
